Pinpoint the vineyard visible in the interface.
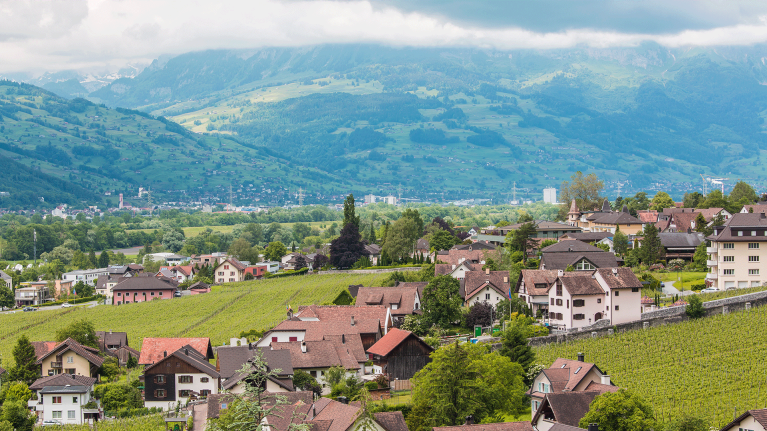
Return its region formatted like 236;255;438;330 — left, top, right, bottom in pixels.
0;273;388;367
60;414;167;430
535;307;767;428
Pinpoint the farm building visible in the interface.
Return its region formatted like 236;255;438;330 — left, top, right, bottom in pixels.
367;328;433;381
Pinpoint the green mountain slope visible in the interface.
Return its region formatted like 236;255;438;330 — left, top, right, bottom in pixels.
86;44;767;198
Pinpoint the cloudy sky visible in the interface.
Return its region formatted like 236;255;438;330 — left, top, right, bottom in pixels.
3;0;767;74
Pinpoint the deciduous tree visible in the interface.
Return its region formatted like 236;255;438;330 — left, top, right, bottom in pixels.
579;389;656;431
55;318;98;348
613;226;629;256
421;275;462;328
330;223;367;269
560;171;605;213
264;241;287;262
651;192;675;210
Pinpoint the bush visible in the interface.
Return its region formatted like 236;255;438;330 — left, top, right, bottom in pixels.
686;295;705;319
690;283;705;291
364;381;379;391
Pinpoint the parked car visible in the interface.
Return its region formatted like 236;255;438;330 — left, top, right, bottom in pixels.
173;291;182;297
701;287;718;293
42;420;63;426
62;302;72;308
22;306;37;312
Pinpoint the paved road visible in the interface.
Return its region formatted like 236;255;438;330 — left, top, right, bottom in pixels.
2;301;99;315
193;403;208;431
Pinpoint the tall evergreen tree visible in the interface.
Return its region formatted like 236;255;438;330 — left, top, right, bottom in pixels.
613;226;629;257
640;224;663;264
9;335;39;385
87;249;97;268
343;194;360;228
368;223;376;244
693;213;710;236
499;325;535;372
98;251;110;268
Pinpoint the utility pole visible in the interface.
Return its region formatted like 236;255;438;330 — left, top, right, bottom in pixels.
33;229;37;265
298;187;304;206
229;184;233;209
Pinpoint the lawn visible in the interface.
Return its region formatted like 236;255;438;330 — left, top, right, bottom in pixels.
124;221;329;238
655;271;707;290
0;272;388;368
535;306;767;428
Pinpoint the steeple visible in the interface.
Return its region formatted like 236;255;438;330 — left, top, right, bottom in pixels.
622;205;629;214
601;198;611;213
568;199;580;215
568;199;581;226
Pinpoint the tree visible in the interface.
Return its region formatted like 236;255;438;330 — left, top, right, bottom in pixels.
682;192;704;209
330;223;368;269
264;241;287;262
579;389;656;431
560;171;605;213
8;336;38;385
73;280;94;298
88;249;97;268
517;212;534;223
508;222;537;262
499;325;535;371
343;194;360;228
1;400;35;431
228;238;260;263
465;301;493;328
384;216;422;261
72;250;89;269
700;190;728;210
126;355;138;369
429;229;460;252
98;251;110;268
729;180;757;204
292;222;312;243
162;229;185;253
0;286;13;309
421;275;462;328
686;295;705;319
294;254;307;270
55;318;98;348
639;224;663;264
408;342;527;429
650;191;675;210
693;213;711;236
292;369;322;397
1;382;32;404
665;415;709;431
539;239;557;250
96;382;143;411
692;242;707;270
613;227;629;257
368;223;376;244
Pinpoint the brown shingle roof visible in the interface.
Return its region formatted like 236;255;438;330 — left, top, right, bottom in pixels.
707;213;767;242
595;267;643;289
138;337;213;365
35;338;105;368
356;286;419;315
295;305;391;331
591;212;643;225
111;276;177;292
542;241;605;253
532;391;604;427
30;374;97;391
144;344;220;378
95;331;128;350
271;339;361;370
217;344;293;381
309;398;363;431
720;408;767;431
463;270;511;300
373;411;410;431
516;270;558;296
560;274;604;296
31;341;58;360
433;422;533;431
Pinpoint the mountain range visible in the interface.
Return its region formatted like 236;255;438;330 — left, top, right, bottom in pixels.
4;43;767;207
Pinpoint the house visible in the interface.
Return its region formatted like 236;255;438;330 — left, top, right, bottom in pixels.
256;261;280;274
636;210;659;224
270;338;365;389
720;408;767;431
243;266;267;279
29;374;99;425
557;232;612;244
435;261;483;279
532;390;617;431
190;253;229;266
138;337;215;366
365;244;382;265
143;345;220;409
95;275;121;302
206;392;313;430
567;200;644;234
51;279;75;299
547;268;642;330
108;264;144;277
0;270;12;289
284;254;316;271
475;221;582;246
15;281;51;306
35;338;105;378
741;205;767;215
706;213;767;289
415;238;430;255
144;253;189;266
62;268;109;286
214;258;248;283
216;344;294;393
112;276;178;305
539;241;621;271
95;330;128;351
188;281;211;294
367;328;433;380
160;265;196;283
436;248;493;267
528;354;616;414
516;270;558;317
355;285;422;323
659;232;705;261
434;421;533;431
463;269;511;307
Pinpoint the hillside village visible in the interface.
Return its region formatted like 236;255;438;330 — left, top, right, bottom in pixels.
2;178;767;431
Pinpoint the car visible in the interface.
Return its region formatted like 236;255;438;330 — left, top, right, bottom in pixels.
62;302;72;308
42;420;63;426
700;287;719;293
22;307;37;312
173;291;182;297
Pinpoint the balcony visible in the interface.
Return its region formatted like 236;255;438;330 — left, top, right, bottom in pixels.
50;362;62;368
706;260;718;267
706;273;718;280
707;246;717;253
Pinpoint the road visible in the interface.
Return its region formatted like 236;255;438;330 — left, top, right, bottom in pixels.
2;301;99;315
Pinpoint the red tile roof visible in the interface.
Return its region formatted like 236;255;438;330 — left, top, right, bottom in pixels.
31;341;58;360
367;328;433;358
138;337;213;365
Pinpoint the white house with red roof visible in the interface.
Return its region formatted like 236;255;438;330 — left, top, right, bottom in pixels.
138;337;214;366
462;269;511;307
213;258;248;284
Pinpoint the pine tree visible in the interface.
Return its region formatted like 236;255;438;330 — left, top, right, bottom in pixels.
613;226;629;257
640;224;663;264
9;335;39;385
499;325;535;372
368;224;376;244
98;251;110;268
87;250;97;268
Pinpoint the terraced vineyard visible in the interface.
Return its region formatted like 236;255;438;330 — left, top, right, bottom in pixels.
0;273;387;367
535;307;767;428
61;414;167;430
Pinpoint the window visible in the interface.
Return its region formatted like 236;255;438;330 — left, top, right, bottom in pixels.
67;356;74;363
753;231;757;236
310;370;317;377
556;284;563;296
179;390;191;397
750;269;760;275
224;265;230;270
632;287;640;293
289;337;298;342
615;305;620;311
155;375;166;384
550;298;554;306
485;293;490;300
52;411;62;419
723;256;735;262
573;299;585;307
151;292;155;296
566;300;569;309
201;377;209;383
614;290;620;296
68;411;76;419
723;243;734;249
556;299;563;306
738;231;743;237
576;260;595;270
749;256;760;262
749;243;760;249
201;390;211;397
597;298;601;304
156;389;166;398
65;368;76;374
218;272;223;276
73;397;78;403
272;336;278;342
230;271;234;276
179;375;193;383
574;314;585;320
52;397;62;404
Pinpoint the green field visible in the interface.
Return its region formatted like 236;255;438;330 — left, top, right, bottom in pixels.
0;273;387;368
535;307;767;428
656;271;707;289
61;414;167;430
124;221;328;238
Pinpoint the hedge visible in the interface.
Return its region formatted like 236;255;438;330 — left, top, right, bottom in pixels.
36;294;103;308
264;267;309;279
359;264;426;270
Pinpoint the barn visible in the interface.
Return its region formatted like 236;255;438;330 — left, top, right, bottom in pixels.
367;328;434;381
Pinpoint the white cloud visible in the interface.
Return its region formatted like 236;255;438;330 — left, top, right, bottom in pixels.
2;0;767;73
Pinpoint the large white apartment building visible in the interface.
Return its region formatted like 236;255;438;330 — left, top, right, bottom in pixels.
62;268;109;286
706;213;767;290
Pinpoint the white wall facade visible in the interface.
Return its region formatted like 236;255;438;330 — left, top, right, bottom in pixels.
41;388;91;425
466;286;505;308
256;331;306;346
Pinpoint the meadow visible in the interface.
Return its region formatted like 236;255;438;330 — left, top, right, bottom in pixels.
535;307;767;428
0;273;388;367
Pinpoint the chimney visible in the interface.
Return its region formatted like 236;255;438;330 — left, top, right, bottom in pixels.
452;265;456;270
761;213;766;219
588;424;600;431
72;374;76;379
485;268;490;275
163;351;167;358
351;316;355;326
301;341;307;353
601;374;611;386
184;348;189;356
464;415;475;426
612;268;618;275
557;269;564;277
577;352;584;362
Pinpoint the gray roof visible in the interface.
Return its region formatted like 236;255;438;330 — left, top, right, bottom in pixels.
0;270;11;281
590;212;643;225
659;232;705;249
112;276;177;291
542;241;605;253
40;385;89;394
540;252;620;271
558;232;612;242
708;213;767;242
30;374;97;391
216;344;293;381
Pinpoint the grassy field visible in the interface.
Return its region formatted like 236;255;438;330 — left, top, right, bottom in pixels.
124;221;329;237
656;271;707;289
0;273;388;368
535;307;767;428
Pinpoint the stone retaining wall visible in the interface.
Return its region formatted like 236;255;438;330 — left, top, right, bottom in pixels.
528;289;767;348
319;267;423;274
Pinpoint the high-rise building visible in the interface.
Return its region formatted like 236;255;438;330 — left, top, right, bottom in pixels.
543;188;557;204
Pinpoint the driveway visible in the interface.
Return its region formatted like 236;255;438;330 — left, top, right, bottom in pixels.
193;402;208;431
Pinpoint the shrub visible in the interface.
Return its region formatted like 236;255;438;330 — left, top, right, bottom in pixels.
686;295;705;319
364;381;379;391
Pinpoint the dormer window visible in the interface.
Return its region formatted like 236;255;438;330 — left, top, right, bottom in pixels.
391;304;398;310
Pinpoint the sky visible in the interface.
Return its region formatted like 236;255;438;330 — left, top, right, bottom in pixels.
3;0;767;74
